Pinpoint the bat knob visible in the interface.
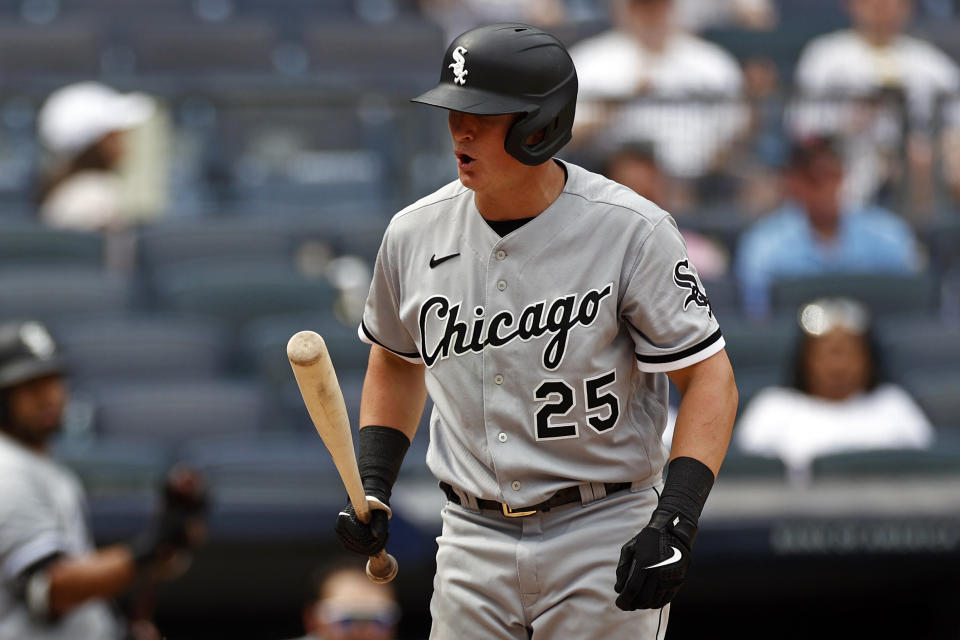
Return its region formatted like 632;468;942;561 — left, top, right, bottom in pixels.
366;551;399;584
287;330;326;366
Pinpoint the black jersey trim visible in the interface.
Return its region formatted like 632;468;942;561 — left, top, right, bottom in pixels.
360;320;422;359
635;328;723;365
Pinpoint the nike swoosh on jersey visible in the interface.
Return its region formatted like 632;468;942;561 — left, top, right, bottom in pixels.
429;252;460;268
644;546;682;569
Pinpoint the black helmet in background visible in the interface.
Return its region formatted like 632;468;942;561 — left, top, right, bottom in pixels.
0;321;64;391
412;23;578;166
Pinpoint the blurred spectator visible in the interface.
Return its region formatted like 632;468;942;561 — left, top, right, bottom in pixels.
569;0;747;186
791;0;960;214
601;142;730;279
673;0;777;32
735;137;922;318
418;0;567;42
288;559;399;640
36;82;156;233
0;320;207;640
735;297;934;483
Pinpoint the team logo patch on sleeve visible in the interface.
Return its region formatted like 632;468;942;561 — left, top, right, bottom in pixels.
673;259;712;317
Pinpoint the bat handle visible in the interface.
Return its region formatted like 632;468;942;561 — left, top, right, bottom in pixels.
366;549;399;584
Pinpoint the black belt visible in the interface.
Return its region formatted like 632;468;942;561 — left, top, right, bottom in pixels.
440;481;632;517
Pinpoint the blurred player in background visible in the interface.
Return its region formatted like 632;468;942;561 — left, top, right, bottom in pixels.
0;320;208;640
288;559;400;640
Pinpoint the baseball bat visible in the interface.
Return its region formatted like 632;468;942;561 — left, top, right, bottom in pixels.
287;330;398;584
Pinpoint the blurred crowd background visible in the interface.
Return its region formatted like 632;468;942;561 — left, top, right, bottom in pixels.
1;0;959;638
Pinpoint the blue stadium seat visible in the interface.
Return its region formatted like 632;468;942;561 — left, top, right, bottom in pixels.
304;20;444;91
92;380;267;444
53;313;229;383
769;273;940;318
51;434;173;496
811;447;960;479
152;259;337;333
242;311;369;384
0;23;101;77
0;266;133;322
0;224;104;266
138;219;298;274
717;449;787;480
876;316;960;379
722;317;796;373
126;20;279;75
902;372;960;430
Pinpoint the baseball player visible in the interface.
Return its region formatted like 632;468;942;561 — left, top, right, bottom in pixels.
334;23;738;638
0;320;208;640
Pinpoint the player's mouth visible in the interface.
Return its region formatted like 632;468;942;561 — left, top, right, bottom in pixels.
456;153;475;168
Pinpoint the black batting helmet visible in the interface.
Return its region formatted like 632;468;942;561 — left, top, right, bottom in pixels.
412;23;578;166
0;321;64;390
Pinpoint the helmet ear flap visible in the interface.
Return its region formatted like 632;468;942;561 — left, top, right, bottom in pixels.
504;100;575;166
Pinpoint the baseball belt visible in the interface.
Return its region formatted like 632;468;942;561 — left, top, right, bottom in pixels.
440;481;632;517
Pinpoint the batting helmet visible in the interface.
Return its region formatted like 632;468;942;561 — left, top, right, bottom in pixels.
0;321;64;390
412;23;578;166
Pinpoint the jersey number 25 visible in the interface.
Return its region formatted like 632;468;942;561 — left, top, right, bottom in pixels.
533;370;620;440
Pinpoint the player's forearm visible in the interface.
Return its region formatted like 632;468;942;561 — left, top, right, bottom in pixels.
667;350;738;477
359;345;427;441
47;545;136;616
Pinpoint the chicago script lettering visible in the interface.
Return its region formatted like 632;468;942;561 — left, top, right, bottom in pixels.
419;283;613;369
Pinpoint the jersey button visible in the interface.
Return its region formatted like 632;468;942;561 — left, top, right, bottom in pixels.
511;481;521;491
494;374;504;385
497;280;507;291
495;250;506;261
498;432;507;442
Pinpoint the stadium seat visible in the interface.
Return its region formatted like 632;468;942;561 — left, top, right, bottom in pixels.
0;23;101;77
152;259;337;333
53;313;229;383
717;449;787;480
51;434;172;497
138;218;299;274
902;372;960;430
0;224;104;266
178;433;340;505
126;21;279;75
722;317;796;373
876;316;960;379
241;311;369;385
811;447;960;479
0;266;133;322
92;380;267;444
304;20;444;90
769;273;940;318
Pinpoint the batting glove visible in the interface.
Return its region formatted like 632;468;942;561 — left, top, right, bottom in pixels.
614;456;715;611
614;508;697;610
132;466;209;567
334;499;390;556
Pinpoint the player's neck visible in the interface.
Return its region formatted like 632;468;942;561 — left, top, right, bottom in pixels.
475;160;566;221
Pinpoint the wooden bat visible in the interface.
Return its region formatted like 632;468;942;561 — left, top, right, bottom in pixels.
287;330;399;584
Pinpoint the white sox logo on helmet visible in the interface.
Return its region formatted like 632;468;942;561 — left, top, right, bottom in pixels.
449;46;468;85
418;283;613;369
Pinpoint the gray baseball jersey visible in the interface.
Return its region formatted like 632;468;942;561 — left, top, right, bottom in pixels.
0;433;120;640
359;160;723;507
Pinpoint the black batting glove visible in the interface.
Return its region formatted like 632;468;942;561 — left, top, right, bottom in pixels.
614;508;697;610
614;456;715;611
334;500;390;556
332;426;410;557
132;466;209;567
